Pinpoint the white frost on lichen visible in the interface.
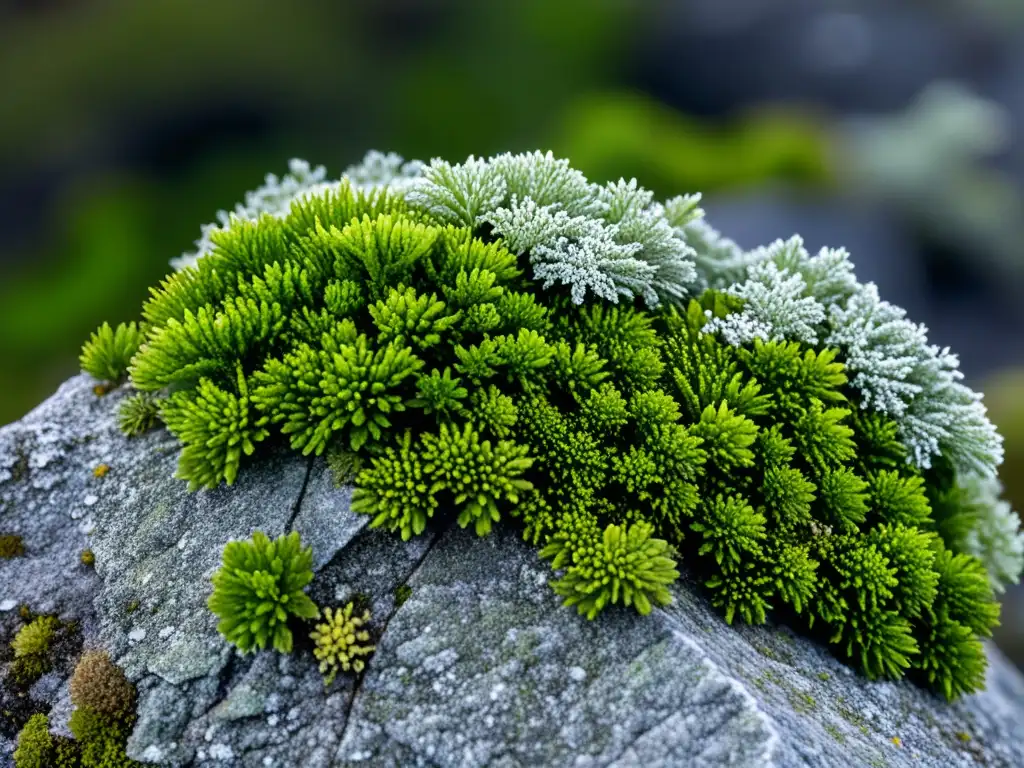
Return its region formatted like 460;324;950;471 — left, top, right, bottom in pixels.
960;475;1024;594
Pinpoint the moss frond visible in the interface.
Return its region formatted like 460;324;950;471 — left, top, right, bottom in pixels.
543;519;679;618
207;531;319;654
117;392;161;437
80;322;144;383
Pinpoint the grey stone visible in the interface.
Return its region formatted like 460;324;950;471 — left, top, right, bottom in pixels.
3;374;1024;767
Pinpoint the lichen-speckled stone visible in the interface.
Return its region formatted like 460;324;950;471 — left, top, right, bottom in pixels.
2;375;1024;767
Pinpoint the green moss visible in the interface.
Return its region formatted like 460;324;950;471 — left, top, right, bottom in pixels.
80;321;143;383
310;602;375;685
117;392;161;437
11;443;30;483
817;672;830;681
10;616;59;684
787;690;816;714
0;533;25;558
85;150;1011;701
824;723;846;743
208;531;318;654
326;446;363;488
13;713;53;768
394;584;413;607
69;707;144;767
751;669;783;691
836;697;870;736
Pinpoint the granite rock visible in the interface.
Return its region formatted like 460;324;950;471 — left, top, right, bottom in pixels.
2;375;1024;767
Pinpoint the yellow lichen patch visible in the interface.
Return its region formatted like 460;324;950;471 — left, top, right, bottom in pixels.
956;731;971;743
81;549;96;567
93;463;111;478
310;602;375;685
890;737;902;747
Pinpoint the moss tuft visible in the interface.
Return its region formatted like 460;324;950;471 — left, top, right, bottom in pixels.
80;321;143;383
13;713;53;768
0;533;25;558
394;584;413;607
117;392;161;437
310;601;376;685
208;531;318;654
11;616;59;683
70;650;136;718
83;150;1016;701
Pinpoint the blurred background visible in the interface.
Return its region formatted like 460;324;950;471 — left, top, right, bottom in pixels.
1;0;1023;663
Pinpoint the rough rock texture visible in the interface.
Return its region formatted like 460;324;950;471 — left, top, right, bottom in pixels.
3;375;1024;767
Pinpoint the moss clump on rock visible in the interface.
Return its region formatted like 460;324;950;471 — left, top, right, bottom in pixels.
82;150;1020;700
70;650;136;718
310;601;376;685
11;616;59;684
0;533;25;558
207;530;319;654
13;713;52;768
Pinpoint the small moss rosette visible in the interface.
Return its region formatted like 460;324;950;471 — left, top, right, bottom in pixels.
207;530;319;654
83;150;1022;701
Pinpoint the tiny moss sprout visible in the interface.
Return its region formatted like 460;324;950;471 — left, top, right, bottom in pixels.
117;392;161;437
310;602;375;685
79;321;144;383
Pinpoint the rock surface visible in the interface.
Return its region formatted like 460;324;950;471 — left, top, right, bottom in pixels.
3;375;1024;767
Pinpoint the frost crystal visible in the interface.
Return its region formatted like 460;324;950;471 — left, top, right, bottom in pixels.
343;150;423;190
705;259;825;346
960;475;1024;593
489;150;598;214
664;193;753;292
827;284;1003;475
405;155;506;227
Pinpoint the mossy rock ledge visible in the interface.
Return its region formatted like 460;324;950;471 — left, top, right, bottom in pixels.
2;375;1024;768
